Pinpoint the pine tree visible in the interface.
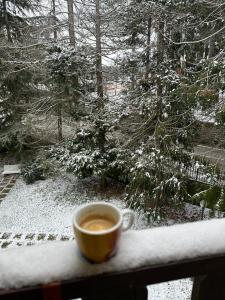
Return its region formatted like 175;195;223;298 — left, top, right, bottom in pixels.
0;0;41;150
0;0;39;42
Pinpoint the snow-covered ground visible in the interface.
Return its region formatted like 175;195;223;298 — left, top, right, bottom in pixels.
0;174;193;299
148;279;192;300
0;175;148;235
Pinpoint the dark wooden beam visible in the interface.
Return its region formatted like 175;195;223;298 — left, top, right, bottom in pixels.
1;253;225;300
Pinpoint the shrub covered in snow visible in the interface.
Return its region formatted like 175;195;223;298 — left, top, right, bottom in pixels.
125;145;190;220
216;109;225;127
21;161;45;184
21;157;57;184
48;128;129;183
0;124;33;152
45;43;96;120
48;129;193;219
192;186;225;216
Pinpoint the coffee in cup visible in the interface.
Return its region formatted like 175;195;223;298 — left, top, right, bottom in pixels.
73;202;134;263
80;215;115;231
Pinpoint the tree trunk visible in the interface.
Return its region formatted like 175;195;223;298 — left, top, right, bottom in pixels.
131;54;135;90
2;0;12;43
180;30;186;75
52;0;57;41
57;103;63;141
67;0;76;47
131;33;136;90
156;20;164;119
67;0;79;100
52;0;63;141
95;0;105;151
208;36;215;58
95;0;104;108
145;17;151;79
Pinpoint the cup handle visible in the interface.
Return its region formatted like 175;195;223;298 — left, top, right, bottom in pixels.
122;209;135;231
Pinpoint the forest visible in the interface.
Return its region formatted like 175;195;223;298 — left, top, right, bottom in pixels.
1;0;225;220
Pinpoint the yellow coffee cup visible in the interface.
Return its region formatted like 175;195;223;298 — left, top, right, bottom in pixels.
73;202;134;263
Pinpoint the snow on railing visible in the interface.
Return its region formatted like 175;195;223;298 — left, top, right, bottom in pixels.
1;219;225;300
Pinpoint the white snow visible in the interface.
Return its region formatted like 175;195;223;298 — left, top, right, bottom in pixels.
1;218;225;291
0;175;147;235
2;165;21;175
194;110;215;124
148;279;192;300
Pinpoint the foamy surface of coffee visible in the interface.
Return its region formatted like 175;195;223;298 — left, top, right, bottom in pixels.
80;216;115;231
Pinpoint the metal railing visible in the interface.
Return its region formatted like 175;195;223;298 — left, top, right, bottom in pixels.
185;165;225;187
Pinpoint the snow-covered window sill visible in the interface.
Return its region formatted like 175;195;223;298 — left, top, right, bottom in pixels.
1;219;225;299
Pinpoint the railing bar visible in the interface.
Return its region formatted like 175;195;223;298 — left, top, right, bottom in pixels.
1;254;225;300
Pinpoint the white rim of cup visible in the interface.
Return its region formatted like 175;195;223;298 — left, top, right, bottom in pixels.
73;202;123;235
